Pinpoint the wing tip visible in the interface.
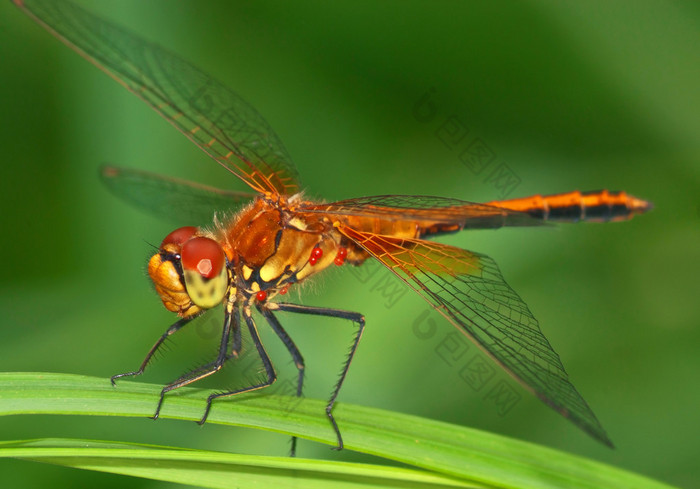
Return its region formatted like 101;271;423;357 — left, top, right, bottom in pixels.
536;392;615;449
100;164;121;179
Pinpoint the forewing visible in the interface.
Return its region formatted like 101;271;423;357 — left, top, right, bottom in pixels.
300;195;545;229
338;226;613;447
14;0;301;196
101;165;255;226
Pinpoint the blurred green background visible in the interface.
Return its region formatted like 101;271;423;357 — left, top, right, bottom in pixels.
1;0;698;487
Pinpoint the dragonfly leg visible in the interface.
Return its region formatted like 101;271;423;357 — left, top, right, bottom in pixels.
198;307;277;425
258;304;305;456
271;302;365;452
151;303;237;420
110;315;199;385
230;307;242;358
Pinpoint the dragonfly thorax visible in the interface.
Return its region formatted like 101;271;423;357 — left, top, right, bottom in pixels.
223;197;347;300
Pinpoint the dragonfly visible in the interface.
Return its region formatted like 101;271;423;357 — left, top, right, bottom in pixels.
15;0;651;454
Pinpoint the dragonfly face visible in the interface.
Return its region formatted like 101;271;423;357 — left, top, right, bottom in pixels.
148;226;229;317
14;0;652;455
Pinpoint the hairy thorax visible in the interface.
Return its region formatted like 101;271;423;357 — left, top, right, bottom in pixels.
218;196;359;299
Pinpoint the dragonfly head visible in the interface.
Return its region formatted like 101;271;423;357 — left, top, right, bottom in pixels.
148;226;229;317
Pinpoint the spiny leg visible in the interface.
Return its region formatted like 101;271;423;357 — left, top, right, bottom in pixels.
270;302;365;452
111;315;199;385
198;306;277;425
258;304;305;457
231;307;242;358
158;327;239;392
152;301;238;420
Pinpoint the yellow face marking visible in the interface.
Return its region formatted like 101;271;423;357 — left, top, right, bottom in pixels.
183;264;228;309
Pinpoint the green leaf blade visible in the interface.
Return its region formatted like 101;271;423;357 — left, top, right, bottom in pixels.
0;372;678;489
0;439;479;489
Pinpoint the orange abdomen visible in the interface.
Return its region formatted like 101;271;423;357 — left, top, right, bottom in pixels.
486;190;652;223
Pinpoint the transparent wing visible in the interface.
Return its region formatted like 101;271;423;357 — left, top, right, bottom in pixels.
300;195;546;229
101;165;255;226
14;0;301;196
338;225;613;447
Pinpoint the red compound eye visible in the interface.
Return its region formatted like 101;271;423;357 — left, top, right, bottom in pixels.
161;226;198;248
181;237;225;279
256;290;268;302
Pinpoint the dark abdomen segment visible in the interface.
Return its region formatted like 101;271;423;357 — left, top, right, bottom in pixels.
486;190;652;223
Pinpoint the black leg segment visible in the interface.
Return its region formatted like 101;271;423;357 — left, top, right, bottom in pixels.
198;306;277;425
110;314;199;385
151;302;238;420
258;304;306;456
270;302;365;452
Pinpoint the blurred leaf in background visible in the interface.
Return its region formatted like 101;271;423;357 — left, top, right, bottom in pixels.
0;1;698;488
